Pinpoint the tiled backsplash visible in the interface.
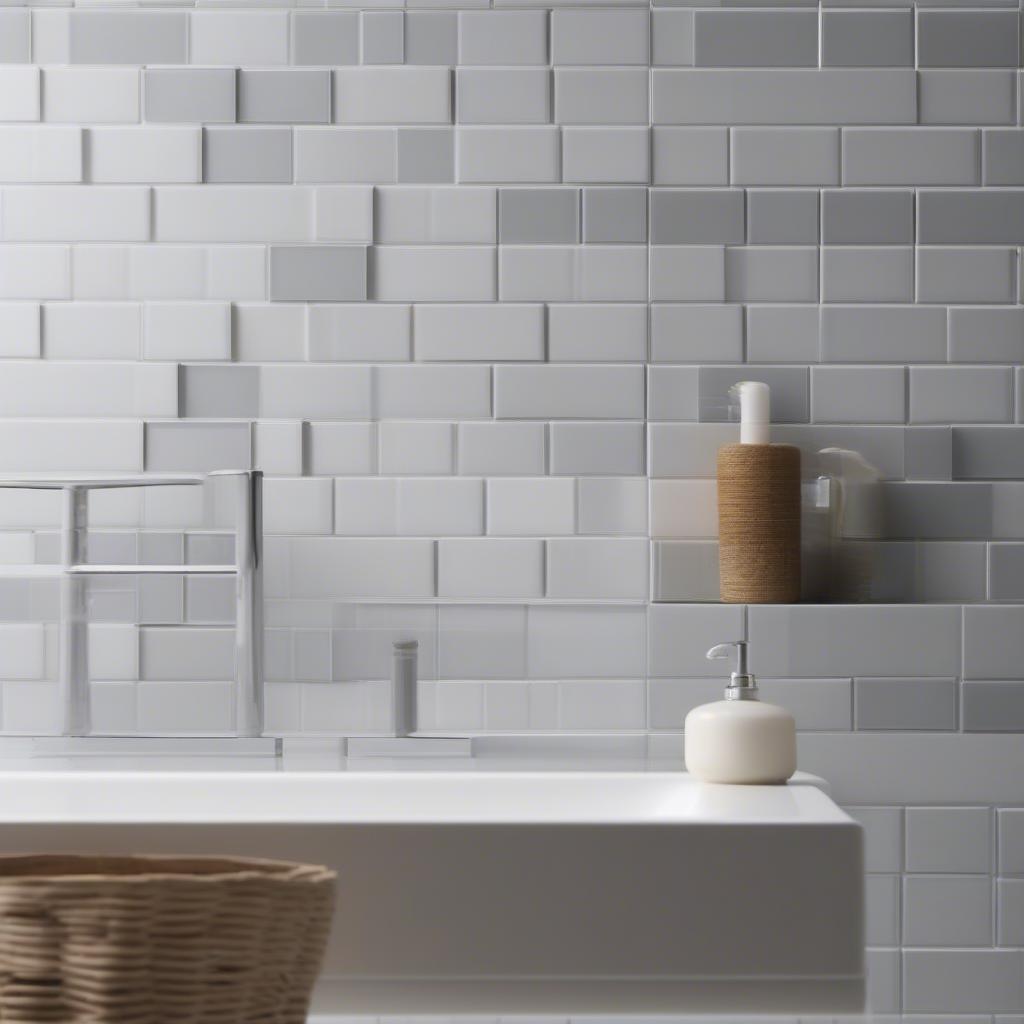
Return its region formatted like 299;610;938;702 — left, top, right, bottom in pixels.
0;0;1021;1015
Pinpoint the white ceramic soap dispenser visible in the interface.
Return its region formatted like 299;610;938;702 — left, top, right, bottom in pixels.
684;640;796;785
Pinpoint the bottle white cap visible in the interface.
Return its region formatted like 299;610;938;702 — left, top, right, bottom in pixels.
730;381;771;445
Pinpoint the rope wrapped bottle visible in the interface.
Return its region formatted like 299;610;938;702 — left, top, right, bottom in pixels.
717;382;801;604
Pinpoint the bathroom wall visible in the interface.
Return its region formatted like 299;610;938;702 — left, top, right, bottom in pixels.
0;0;1021;1016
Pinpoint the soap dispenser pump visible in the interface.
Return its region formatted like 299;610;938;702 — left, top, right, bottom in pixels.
684;641;796;785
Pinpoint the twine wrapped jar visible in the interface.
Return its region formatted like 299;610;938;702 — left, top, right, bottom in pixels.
0;854;336;1024
717;442;801;604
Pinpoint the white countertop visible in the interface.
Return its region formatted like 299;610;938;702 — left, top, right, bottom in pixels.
0;744;846;826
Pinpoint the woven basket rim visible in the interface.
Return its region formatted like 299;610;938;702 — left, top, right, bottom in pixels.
0;853;336;886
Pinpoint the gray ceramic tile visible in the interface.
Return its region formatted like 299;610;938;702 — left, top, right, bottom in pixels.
748;605;961;678
918;70;1017;126
725;247;818;302
949;306;1024;363
549;9;649;66
821;10;913;67
649;678;721;730
903;949;1023;1014
0;10;30;64
144;69;236;125
650;189;744;245
731;127;839;185
917;248;1017;304
405;12;457;66
812;366;906;424
204;127;291;184
180;366;259;420
903;876;992;946
238;69;330;125
69;11;187;65
292;11;359;66
746;190;819;245
842;127;980;186
650;304;743;363
582;188;646;244
651;540;720;602
855;677;958;731
268;245;368;302
848;806;902;874
821;247;914;303
145;422;251;474
881;482;994;538
653;127;728;185
652;10;694;67
864;875;899;946
653;68;917;126
647;603;744;678
997;880;1024;946
775;425;906;480
698;365;808;423
397;128;453;183
954;427;1024;480
964;605;1024;679
918;11;1020;68
999;808;1024;873
906;807;992;874
360;11;403;65
911;366;1013;424
499;188;579;244
918;190;1024;246
692;10;817;67
759;678;853;732
983;129;1024;186
821;306;946;363
550;422;645;477
905;427;954;481
457;11;548;66
989;543;1024;600
745;306;820;363
918;541;989;602
821;189;914;246
648;366;700;422
963;681;1024;732
994;483;1024;538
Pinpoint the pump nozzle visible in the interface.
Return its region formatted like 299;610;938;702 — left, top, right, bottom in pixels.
706;640;758;701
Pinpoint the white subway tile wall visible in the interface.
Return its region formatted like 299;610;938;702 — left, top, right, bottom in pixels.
0;1;1021;1015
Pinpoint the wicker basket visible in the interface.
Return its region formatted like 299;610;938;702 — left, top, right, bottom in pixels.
0;854;336;1024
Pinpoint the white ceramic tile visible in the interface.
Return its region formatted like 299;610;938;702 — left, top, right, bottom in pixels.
0;303;40;358
0;68;39;122
44;303;140;360
373;247;496;302
89;128;201;185
308;304;411;362
2;187;149;243
437;538;544;598
334;479;397;536
414;303;541;361
528;605;645;679
289;537;435;600
577;477;648;536
190;11;289;66
397;478;484;536
379;421;454;476
261;365;372;420
487;478;575;536
264;478;334;535
546;537;648;599
0;127;81;184
375;187;496;244
155;187;313;243
143;302;231;361
334;68;451;125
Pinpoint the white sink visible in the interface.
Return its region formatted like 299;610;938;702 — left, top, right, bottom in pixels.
0;764;864;1015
